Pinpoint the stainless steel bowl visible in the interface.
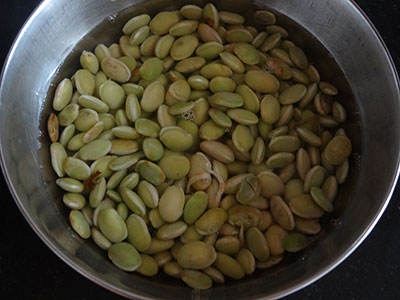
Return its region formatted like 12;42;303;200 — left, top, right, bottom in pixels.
1;0;399;299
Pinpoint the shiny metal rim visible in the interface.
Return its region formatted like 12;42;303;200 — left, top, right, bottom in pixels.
0;1;399;299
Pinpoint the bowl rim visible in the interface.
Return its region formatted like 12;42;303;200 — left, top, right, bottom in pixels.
1;0;399;299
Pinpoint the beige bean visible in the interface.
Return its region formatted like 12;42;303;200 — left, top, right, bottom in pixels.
213;252;245;279
177;241;216;269
246;227;270;261
195;208;227;235
265;225;288;256
270;195;295;230
159;186;185;222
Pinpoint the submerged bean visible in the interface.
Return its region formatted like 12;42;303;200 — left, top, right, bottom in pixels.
181;270;212;290
108;242;142;271
177;241;216;269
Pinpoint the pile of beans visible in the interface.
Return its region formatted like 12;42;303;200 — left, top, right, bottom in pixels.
47;3;352;289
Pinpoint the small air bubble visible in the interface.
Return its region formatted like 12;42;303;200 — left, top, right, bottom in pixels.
108;13;118;24
330;218;342;227
353;152;362;168
261;64;269;73
181;110;195;121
